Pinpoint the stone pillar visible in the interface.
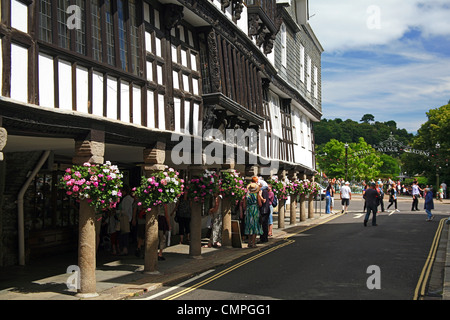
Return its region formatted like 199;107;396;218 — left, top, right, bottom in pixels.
290;194;297;224
188;167;205;258
143;142;166;273
221;166;234;248
221;196;232;247
299;173;307;222
77;199;98;297
299;194;306;221
308;175;315;219
73;130;105;298
277;170;287;229
289;171;298;225
245;165;258;181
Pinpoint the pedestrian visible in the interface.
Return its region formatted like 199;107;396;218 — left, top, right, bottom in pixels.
244;182;263;248
325;180;334;214
132;199;146;258
424;188;435;221
203;192;222;248
361;181;367;213
442;182;447;199
340;181;352;214
173;191;191;244
438;184;444;202
363;182;379;227
377;182;385;212
325;182;333;214
267;184;275;237
238;194;246;242
258;179;270;244
107;209;120;255
117;185;134;256
386;183;399;212
411;180;422;211
329;178;336;213
157;203;170;260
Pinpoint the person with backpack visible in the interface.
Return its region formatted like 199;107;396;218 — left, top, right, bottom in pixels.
173;191;192;244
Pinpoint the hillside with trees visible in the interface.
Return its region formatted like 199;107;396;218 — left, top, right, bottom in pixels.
314;105;449;187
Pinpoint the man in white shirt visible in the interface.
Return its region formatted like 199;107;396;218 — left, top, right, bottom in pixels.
340;181;352;214
411;180;422;211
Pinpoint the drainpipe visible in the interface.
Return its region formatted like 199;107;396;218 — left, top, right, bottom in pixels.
17;150;51;266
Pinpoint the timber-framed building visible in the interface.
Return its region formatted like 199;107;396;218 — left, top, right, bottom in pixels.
0;0;322;267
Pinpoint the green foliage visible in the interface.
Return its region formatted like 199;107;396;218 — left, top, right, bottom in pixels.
404;103;450;185
317;137;384;181
134;168;183;212
60;161;123;211
313;117;413;146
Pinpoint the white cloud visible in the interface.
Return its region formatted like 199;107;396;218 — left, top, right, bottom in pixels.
309;0;450;52
308;0;450;133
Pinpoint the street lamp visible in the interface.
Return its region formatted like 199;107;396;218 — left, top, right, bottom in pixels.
345;143;349;182
436;142;440;193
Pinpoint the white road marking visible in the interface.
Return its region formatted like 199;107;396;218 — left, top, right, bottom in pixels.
136;269;216;300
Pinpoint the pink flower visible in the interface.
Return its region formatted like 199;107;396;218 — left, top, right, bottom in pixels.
161;179;167;186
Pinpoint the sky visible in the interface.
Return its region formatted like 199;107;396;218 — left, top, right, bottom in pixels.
308;0;450;134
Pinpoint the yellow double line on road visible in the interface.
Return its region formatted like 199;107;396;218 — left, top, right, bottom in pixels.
413;217;446;300
163;239;294;300
163;213;343;300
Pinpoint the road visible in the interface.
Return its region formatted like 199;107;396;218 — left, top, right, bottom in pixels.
137;196;449;301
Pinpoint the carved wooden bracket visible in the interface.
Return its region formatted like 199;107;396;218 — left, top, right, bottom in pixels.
163;4;184;31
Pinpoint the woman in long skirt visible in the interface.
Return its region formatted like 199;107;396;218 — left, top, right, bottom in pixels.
244;183;263;248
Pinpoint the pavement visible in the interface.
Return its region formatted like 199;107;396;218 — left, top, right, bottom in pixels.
0;194;449;300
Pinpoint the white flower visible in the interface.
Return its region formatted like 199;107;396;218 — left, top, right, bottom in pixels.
170;188;175;193
111;190;118;196
105;161;112;166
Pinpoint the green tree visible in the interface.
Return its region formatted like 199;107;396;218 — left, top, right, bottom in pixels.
347;137;383;181
316;139;346;178
404;103;450;185
317;137;384;181
360;114;375;124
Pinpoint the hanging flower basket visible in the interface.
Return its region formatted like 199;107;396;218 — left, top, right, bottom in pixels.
60;161;123;211
186;169;219;203
304;179;320;196
134;166;184;212
219;170;246;201
267;176;289;201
